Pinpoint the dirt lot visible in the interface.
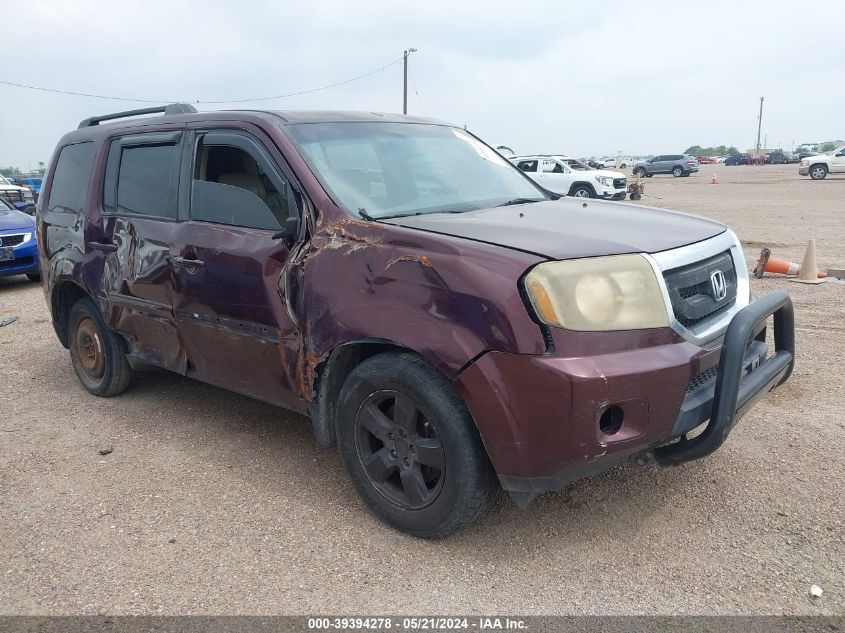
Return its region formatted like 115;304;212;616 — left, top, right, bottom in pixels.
0;164;842;615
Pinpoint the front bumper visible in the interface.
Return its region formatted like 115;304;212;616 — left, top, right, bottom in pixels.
799;166;810;176
0;233;39;277
454;292;794;502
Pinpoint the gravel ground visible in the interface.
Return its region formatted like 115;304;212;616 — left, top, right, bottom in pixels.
0;163;842;615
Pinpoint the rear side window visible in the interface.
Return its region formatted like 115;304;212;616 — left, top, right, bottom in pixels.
47;142;94;213
103;136;181;220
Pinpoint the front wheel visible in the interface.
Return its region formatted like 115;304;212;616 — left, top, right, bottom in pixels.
634;167;646;177
337;352;497;538
570;185;595;198
68;298;132;397
672;167;684;177
809;165;828;180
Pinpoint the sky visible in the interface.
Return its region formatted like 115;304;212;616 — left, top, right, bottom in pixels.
1;0;843;169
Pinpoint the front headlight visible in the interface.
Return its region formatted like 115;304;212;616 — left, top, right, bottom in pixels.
801;160;808;166
594;175;612;187
523;254;669;331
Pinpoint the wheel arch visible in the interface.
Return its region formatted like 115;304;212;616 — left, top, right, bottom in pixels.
50;280;90;348
567;181;596;196
309;338;446;447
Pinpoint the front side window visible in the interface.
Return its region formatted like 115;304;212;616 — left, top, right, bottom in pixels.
47;142;94;213
189;135;291;230
286;122;546;219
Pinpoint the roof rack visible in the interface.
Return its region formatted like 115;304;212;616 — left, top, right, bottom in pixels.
78;103;198;129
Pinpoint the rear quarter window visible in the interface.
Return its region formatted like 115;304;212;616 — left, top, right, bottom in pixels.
46;142;94;213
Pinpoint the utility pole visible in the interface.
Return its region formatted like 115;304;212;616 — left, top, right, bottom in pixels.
755;96;764;154
403;48;418;115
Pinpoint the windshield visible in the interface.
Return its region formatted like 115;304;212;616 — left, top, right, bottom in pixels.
286;122;546;219
560;158;593;171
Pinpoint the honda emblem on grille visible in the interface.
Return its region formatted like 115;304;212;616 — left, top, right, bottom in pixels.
710;270;728;301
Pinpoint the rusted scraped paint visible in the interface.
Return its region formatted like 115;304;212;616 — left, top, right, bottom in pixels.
386;254;432;268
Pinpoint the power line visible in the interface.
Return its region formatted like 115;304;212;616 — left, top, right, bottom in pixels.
0;58;403;105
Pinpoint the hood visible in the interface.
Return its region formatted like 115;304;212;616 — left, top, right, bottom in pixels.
592;168;626;179
380;198;725;260
0;208;35;232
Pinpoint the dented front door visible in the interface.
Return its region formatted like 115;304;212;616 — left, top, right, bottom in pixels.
169;128;301;409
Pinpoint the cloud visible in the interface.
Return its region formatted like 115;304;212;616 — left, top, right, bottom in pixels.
0;0;843;167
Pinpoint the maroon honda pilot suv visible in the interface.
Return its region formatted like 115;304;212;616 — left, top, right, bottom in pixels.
37;105;795;537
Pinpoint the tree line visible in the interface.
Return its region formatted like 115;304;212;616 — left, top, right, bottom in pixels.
683;145;740;157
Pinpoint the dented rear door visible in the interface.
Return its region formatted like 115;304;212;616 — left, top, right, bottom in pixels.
98;131;186;372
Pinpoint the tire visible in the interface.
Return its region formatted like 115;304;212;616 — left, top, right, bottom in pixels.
672;166;684;177
336;351;497;538
68;297;131;397
634;167;646;178
645;173;653;178
570;184;595;198
809;164;828;180
26;272;41;282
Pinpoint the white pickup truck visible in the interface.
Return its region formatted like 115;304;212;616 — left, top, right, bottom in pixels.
799;146;845;179
0;175;36;212
510;155;628;200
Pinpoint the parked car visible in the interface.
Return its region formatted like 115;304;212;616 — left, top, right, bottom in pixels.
799;145;845;180
510;155;627;199
632;154;699;177
766;152;793;165
37;104;795;537
14;176;43;195
696;156;716;164
724;154;750;166
0;196;40;281
0;175;36;211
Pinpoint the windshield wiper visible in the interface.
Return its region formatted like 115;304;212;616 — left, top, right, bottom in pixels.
496;198;545;207
357;208;376;221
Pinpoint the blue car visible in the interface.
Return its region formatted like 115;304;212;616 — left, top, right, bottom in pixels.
0;197;40;281
13;176;43;193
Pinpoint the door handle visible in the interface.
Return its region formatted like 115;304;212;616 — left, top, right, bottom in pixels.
88;240;118;253
172;256;205;269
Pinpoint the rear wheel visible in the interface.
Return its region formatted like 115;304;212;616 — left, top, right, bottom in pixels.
809;164;828;180
337;352;497;538
570;185;595;198
672;166;684;177
68;298;131;397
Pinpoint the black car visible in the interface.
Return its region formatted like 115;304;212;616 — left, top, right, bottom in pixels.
766;152;796;164
724;154;750;166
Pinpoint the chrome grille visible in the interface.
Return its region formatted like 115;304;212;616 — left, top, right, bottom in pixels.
613;178;626;189
663;251;737;328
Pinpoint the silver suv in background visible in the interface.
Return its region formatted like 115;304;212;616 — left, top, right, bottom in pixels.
633;154;699;178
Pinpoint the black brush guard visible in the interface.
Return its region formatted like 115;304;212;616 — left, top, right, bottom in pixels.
655;290;795;465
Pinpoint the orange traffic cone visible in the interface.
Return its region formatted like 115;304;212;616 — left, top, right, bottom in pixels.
791;239;827;284
753;246;827;279
711;172;718;184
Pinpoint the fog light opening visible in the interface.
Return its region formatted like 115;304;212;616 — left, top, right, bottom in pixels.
599;406;624;435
